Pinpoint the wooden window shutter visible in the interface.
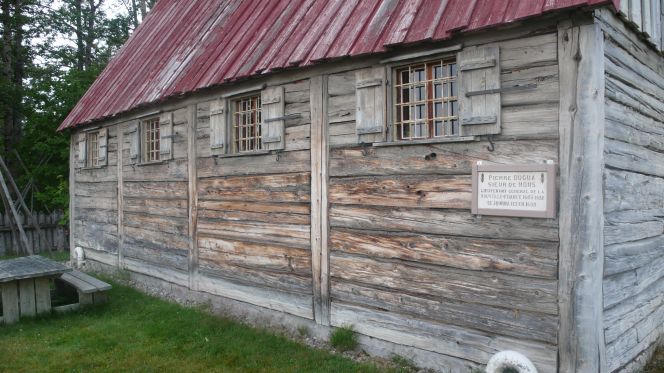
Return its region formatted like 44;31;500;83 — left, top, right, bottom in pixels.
209;99;227;153
457;46;501;136
159;112;173;160
355;66;386;143
129;122;140;164
261;86;285;150
98;127;108;166
76;133;87;168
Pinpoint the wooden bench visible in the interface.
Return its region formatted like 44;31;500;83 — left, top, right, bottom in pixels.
1;256;71;325
55;270;111;311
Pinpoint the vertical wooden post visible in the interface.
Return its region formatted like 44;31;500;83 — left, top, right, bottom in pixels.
557;22;606;373
310;75;330;325
1;282;20;324
69;136;76;263
34;277;51;315
188;104;199;291
18;279;36;317
117;125;125;268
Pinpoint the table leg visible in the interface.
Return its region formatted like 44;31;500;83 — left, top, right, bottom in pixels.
1;282;20;324
35;277;51;315
19;279;36;317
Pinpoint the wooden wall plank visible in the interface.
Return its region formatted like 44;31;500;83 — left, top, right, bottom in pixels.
198;273;313;320
557;22;606;372
310;75;328;325
331;281;558;344
1;282;19;324
329;174;471;209
331;302;557;373
188;104;199;290
330;228;558;278
329;140;558;177
330;253;557;314
329;205;559;241
34;277;51;315
18;279;36;317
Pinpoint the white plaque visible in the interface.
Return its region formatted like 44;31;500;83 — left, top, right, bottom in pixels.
472;163;556;218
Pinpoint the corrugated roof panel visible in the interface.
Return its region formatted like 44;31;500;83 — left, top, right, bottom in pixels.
59;0;617;130
324;0;382;59
403;0;450;43
503;0;546;23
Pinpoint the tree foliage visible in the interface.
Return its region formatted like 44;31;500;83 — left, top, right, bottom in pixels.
0;0;153;214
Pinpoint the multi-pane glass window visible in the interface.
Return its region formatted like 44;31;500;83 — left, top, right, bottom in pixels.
86;132;99;167
142;118;160;162
233;95;262;153
394;59;459;141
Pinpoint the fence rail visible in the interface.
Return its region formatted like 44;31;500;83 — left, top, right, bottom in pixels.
0;211;68;256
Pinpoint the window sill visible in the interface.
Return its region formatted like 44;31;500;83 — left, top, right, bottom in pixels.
213;150;271;159
136;160;167;166
81;165;106;170
372;136;478;147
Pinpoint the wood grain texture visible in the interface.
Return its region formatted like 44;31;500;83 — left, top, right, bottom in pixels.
198;173;311;202
188;104;198;290
1;282;19;324
34;277;51;315
309;74;330;325
330;228;557;278
599;10;664;372
18;279;36;317
331;302;557;373
329;205;559;241
329;174;471;209
330;253;557;314
197;273;313;320
329;140;558;177
331;281;558;343
557;22;606;373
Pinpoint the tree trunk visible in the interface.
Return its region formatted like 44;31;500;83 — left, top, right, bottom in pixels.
1;0;26;156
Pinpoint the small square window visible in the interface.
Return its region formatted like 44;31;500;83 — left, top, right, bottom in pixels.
232;95;262;153
394;59;459;141
86;132;100;167
142;118;160;162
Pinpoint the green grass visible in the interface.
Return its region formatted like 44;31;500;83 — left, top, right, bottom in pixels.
0;281;387;373
330;325;359;352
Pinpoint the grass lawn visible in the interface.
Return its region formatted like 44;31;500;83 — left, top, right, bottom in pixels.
0;281;392;373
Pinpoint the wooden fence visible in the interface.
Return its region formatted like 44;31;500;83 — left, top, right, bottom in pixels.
0;211;68;256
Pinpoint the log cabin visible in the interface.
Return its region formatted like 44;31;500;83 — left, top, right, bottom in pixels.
58;0;664;371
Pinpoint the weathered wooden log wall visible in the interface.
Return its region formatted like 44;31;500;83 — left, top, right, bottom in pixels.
120;108;191;284
73;124;119;265
69;30;564;371
69;15;664;371
597;10;664;372
195;79;314;318
616;0;663;51
0;211;67;255
326;33;560;372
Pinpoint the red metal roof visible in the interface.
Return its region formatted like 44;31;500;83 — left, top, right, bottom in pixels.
58;0;618;131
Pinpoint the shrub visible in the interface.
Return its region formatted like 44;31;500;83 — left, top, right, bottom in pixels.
330;325;358;352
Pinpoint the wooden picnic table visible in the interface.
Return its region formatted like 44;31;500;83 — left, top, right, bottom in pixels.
0;255;71;325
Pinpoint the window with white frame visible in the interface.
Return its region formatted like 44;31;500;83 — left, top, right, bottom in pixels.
232;94;262;153
142;118;160;162
394;59;459;141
